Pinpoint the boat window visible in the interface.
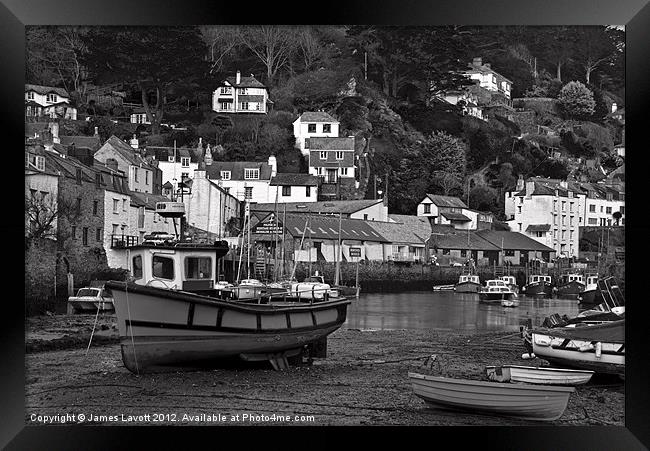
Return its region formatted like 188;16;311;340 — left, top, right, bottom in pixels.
185;257;212;279
77;288;99;297
132;255;143;279
152;255;175;280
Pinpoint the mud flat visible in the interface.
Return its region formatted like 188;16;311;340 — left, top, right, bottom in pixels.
25;314;624;426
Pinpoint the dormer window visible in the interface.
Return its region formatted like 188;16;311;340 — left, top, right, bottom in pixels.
320;151;327;160
181;157;190;167
244;168;259;180
36;156;45;172
221;171;231;180
221;86;232;95
27;92;34;100
239;88;247;95
46;94;57;103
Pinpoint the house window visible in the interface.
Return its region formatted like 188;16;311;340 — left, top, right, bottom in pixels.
96;228;102;242
185;257;212;279
589;204;596;212
306;186;311;197
569;202;574;212
240;88;247;95
505;250;515;256
320;151;327;160
145;171;150;185
561;201;566;211
220;87;232;95
517;206;522;214
341;167;349;176
27;92;34;100
620;206;625;214
244;168;259;180
71;226;77;240
132;255;143;279
221;171;231;180
606;206;612;214
76;168;82;185
364;214;368;220
588;218;597;225
134;167;139;182
336;151;344;160
181;172;189;179
112;224;119;235
95;173;102;188
181;157;190;167
518;223;522;231
536;231;545;238
152;255;175;280
122;199;127;211
323;124;331;133
423;204;431;214
82;227;88;246
240;102;249;110
168;156;175;163
244;187;253;200
113;199;119;213
317;168;323;175
600;206;604;213
76;197;82;214
46;94;57;103
36;156;45;172
442;249;450;255
93;200;98;216
308;124;316;133
282;186;291;197
220;102;231;111
460;249;467;257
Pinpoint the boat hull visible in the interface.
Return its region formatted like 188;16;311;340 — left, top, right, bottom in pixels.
486;365;594;385
106;281;350;373
409;372;574;421
578;288;602;305
556;281;585;297
454;282;481;293
479;292;516;303
523;282;553;297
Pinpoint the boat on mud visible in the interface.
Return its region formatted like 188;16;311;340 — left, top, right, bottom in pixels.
479;280;517;304
408;372;574;421
522;274;553;297
485;365;594;385
454;274;481;293
556;273;585;297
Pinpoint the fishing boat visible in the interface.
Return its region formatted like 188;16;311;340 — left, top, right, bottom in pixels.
556;273;585;297
522;319;625;375
408;372;574;421
454;274;481;293
479;280;517;304
578;275;602;305
499;275;519;295
522;274;553;297
106;203;351;373
485;365;594;385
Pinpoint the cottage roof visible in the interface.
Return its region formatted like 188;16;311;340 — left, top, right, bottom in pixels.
526;224;551;232
207;161;273;181
475;230;555;252
24;122;51;138
366;221;425;246
270;173;319;186
297;111;338;123
224;74;266;89
129;192;170;210
145;146;200;163
60;135;101;150
441;212;471;222
253;213;388;242
428;231;500;251
388;214;432;241
251;199;384;215
25;84;69;98
424;194;468;208
99;135;156;170
308;137;355;151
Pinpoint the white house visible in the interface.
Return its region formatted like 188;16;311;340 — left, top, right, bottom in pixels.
581;182;625;227
95;135;157;194
505;178;586;258
212;71;271;114
130;107;151;125
269;173;319;203
183;170;241;238
307;137;356;183
206;155;277;203
293;111;340;156
145;141;202;192
25;144;60;239
464;58;512;100
435;90;486;121
98;166;133;268
25;84;77;120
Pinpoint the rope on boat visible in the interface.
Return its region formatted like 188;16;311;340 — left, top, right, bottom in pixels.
125;279;140;375
85;302;101;356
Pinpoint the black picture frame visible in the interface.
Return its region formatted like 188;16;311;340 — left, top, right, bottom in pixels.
5;0;648;448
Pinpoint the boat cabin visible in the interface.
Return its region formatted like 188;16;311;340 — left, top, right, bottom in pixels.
459;275;480;284
500;276;516;285
529;275;551;284
485;279;507;288
585;275;599;286
487;286;512;293
126;241;229;293
559;274;584;285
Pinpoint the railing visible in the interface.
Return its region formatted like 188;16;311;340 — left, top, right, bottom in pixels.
110;234;139;248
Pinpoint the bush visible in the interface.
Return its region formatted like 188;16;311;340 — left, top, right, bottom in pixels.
558;81;596;119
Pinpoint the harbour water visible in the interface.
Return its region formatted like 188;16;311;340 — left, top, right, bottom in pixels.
344;291;580;333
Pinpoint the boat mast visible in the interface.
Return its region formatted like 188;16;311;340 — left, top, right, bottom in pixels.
281;203;287;279
290;218;309;281
272;182;279;282
335;212;342;286
236;213;247;283
247;201;251;279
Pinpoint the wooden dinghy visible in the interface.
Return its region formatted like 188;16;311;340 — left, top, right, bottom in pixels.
408;372;574;421
485;365;594;385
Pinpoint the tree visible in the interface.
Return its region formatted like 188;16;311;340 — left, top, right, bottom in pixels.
25;192;59;240
432;171;462;196
612;210;622;226
83;27;209;134
199;26;241;74
296;27;324;72
572;27;619;85
237;26;299;84
558;81;596;119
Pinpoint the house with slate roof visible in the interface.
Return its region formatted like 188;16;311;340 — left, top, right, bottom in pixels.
307;137;356;183
475;230;556;265
293;111;340;156
416;194;493;231
426;228;501;266
25;84;77;120
250;213;388;263
145;138;204;193
366;220;427;263
463;57;513;102
95;135;158;194
270;173;319;203
251;199;388;221
206;155;277;203
212;71;271;114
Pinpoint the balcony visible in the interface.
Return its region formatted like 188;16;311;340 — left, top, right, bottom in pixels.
110;234;139;249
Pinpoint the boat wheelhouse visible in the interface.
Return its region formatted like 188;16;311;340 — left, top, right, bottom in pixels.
578;275;601;305
523;274;553;297
455;274;481;293
479;280;517;303
499;275;519;294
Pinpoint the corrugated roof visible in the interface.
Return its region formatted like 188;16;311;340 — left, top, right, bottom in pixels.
252;213;388;242
526;224;551;232
25;84;69;98
308;137;354;151
207;161;273;181
441;212;471;221
298;111;338;123
251;199;384;215
224;74;266;89
270;173;319;186
425;194;468;208
475;230;555;252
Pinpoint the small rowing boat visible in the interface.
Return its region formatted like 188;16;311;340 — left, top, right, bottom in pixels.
485;365;594;385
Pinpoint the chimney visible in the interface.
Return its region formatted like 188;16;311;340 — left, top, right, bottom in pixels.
236;70;241;85
106;158;119;172
516;175;524;191
49;122;60;144
130;134;138;149
525;180;535;197
268;155;277;177
472;57;482;67
94;126;99;137
559;180;568;189
611;102;617;113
